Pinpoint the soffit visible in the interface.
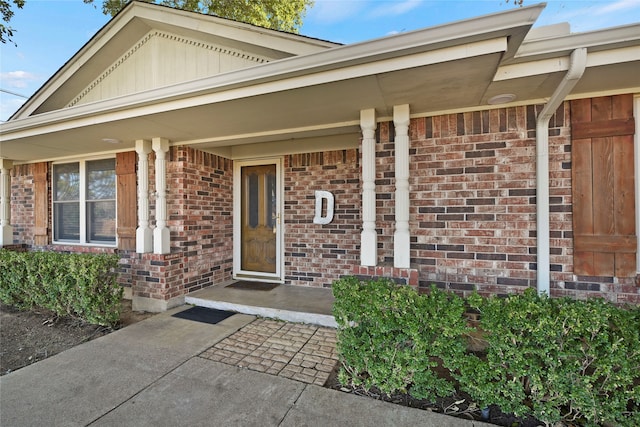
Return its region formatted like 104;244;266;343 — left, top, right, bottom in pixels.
0;52;503;162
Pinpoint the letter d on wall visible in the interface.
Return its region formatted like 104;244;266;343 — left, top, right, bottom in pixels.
313;190;334;225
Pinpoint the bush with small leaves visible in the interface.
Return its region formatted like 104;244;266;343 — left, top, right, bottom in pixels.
457;289;640;426
333;277;468;401
333;278;640;426
0;249;123;327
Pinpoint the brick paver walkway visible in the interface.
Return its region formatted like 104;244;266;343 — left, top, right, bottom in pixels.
200;318;338;386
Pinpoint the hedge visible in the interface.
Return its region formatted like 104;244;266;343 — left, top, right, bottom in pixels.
333;277;640;426
0;249;123;327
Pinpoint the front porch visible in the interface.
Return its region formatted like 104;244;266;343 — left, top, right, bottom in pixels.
185;280;337;328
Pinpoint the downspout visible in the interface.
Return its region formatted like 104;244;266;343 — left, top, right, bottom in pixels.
536;48;587;295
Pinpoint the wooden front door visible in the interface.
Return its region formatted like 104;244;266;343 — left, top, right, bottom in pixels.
237;162;280;277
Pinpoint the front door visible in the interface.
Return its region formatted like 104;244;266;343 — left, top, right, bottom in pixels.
234;159;282;281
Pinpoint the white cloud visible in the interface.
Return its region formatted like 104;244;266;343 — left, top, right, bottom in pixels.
538;0;640;32
594;0;640;14
0;70;40;89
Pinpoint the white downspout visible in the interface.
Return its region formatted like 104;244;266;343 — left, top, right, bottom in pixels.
536;48;587;295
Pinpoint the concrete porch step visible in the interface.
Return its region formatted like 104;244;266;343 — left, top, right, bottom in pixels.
185;281;337;328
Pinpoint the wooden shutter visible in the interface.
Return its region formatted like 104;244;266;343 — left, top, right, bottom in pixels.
571;95;636;276
33;162;49;246
116;152;137;250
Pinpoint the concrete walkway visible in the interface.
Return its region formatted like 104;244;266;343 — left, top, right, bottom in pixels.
0;306;491;427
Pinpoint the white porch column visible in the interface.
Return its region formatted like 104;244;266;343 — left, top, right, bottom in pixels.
136;140;153;253
393;105;411;268
152;137;170;254
0;159;13;247
360;109;377;266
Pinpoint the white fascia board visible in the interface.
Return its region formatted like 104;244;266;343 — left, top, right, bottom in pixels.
494;57;570;81
0;37;507;142
494;45;640;81
178;120;361;147
135;3;338;52
515;23;640;59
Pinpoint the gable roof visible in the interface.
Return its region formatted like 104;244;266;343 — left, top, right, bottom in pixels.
1;2;639;164
11;1;338;119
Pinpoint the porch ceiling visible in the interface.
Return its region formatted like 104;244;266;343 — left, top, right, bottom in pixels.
4;53;638;163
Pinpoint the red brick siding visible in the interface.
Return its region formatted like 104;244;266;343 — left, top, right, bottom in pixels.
410;106;540;296
117;147;235;302
284;149;360;287
6;98;638;306
407;102;638;304
117;147;234;302
10;164;37;245
375;122;396;265
168;146;234;294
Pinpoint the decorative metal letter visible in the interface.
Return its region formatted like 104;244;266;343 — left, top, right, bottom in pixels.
313;190;334;225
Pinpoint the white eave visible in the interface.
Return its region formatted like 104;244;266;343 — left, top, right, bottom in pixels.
0;4;542;139
4;3;638;162
488;22;640;104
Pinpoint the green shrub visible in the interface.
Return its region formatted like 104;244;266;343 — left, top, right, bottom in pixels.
333;277;468;401
458;289;640;427
333;278;640;426
0;249;123;327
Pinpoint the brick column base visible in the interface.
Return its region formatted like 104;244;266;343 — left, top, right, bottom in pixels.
351;264;419;288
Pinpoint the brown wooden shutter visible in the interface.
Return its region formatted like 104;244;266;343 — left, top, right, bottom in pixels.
116;152;137;251
571;95;636;276
33;162;49;246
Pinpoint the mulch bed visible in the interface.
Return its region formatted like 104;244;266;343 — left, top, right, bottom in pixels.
0;301;154;376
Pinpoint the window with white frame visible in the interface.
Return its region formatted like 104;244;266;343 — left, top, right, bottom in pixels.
53;158;116;244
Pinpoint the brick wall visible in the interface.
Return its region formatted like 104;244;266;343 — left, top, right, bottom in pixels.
169;147;233;291
406;102;638;304
375;122;396;265
130;146;234;302
409;105;560;297
410;107;554;293
284;149;360;287
10;164;36;245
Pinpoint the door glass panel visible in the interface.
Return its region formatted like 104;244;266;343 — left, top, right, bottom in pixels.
266;173;276;229
248;173;259;228
241;165;277;274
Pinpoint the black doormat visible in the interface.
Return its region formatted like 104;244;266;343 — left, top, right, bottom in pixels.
226;281;279;291
172;306;235;325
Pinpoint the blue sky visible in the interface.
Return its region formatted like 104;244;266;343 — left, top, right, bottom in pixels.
1;0;639;122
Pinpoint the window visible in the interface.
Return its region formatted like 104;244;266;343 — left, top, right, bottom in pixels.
53;158;116;244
